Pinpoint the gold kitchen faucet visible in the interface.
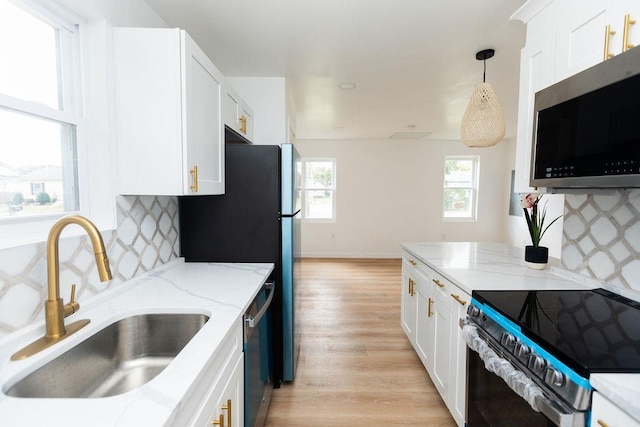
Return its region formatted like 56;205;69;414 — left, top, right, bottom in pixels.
11;215;112;360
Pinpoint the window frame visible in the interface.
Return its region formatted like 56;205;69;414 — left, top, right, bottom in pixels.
0;0;94;249
442;155;479;222
300;158;336;223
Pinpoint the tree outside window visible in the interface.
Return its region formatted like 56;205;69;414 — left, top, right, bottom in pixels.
443;156;479;221
300;159;335;221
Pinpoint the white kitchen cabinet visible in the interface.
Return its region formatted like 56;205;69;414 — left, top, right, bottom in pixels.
401;257;419;344
114;28;225;196
512;0;640;194
223;83;254;141
198;354;244;427
400;251;469;427
188;320;244;427
449;289;470;427
591;391;640;427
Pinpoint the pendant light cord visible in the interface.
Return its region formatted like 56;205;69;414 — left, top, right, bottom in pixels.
483;57;487;83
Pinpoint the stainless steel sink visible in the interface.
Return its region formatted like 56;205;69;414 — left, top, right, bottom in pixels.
5;313;209;398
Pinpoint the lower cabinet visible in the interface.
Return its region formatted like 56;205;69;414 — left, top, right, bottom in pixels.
401;251;470;427
182;319;245;427
591;391;640;427
197;353;244;427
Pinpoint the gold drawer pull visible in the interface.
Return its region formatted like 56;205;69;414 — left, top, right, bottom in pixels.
409;259;417;266
432;279;445;288
222;399;232;427
623;13;636;52
428;297;433;317
451;294;467;306
190;165;198;193
597;420;609;427
212;413;224;426
604;24;616;60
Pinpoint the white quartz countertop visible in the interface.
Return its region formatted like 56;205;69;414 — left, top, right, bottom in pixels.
0;259;273;426
591;374;640;422
402;242;640;420
401;242;593;294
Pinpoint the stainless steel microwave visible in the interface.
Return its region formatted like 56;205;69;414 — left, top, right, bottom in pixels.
531;46;640;190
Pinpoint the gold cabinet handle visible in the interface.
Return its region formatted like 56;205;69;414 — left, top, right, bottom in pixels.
623;13;636;52
432;279;445;288
597;420;609;427
221;399;232;427
428;297;433;317
409;259;417;266
212;413;224;426
451;294;467;306
604;24;616;60
239;116;247;134
408;278;415;296
190;165;198;193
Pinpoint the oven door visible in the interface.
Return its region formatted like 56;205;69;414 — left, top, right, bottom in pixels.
464;324;587;427
468;348;557;426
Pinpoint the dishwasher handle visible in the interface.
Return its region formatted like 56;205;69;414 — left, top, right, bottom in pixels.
246;282;275;328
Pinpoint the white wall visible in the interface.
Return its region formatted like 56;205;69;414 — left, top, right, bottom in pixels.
503;136;564;260
296;138;514;258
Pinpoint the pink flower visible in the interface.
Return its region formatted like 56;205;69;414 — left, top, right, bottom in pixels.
520;193;538;209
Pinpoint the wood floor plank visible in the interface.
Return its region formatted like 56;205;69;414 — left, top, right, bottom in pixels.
265;258;457;426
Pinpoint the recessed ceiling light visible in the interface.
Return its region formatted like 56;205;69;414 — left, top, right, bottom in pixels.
338;82;356;90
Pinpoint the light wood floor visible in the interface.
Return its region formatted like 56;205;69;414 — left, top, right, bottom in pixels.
265;258;457;426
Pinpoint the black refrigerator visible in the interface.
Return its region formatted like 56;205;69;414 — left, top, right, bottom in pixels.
178;140;301;391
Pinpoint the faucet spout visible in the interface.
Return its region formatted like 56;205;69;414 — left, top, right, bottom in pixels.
11;215;112;360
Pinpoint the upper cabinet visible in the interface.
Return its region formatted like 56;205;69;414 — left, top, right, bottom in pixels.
511;0;640;193
113;28;225;195
223;83;254;141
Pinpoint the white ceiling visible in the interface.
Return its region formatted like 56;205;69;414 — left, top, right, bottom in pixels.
144;0;527;141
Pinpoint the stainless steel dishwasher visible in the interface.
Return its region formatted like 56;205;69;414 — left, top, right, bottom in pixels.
244;281;274;427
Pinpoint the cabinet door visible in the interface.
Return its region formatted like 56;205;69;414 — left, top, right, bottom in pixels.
415;272;432;369
591;391;640;427
400;260;418;344
430;296;451;399
514;31;555;193
198;353;244;427
183;32;225;195
449;290;470;427
223;85;241;133
554;0;608;81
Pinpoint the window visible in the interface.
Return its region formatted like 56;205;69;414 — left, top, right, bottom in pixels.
0;0;81;220
299;158;335;221
443;156;479;221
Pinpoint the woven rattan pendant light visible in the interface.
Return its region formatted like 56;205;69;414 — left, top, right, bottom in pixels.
461;49;505;147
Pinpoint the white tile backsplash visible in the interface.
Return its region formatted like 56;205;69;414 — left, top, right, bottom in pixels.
563;189;640;292
0;196;180;338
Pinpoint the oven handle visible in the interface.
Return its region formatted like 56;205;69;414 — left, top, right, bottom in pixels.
462;322;585;427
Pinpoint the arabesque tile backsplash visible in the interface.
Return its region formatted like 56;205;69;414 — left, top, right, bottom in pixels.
562;190;640;292
0;196;179;338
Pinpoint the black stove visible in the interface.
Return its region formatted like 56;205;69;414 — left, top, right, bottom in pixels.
472;288;640;379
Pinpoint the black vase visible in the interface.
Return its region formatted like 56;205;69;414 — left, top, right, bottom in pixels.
524;245;548;269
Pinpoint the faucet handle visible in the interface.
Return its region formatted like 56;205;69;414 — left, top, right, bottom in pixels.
69;284;76;303
63;284;80;317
